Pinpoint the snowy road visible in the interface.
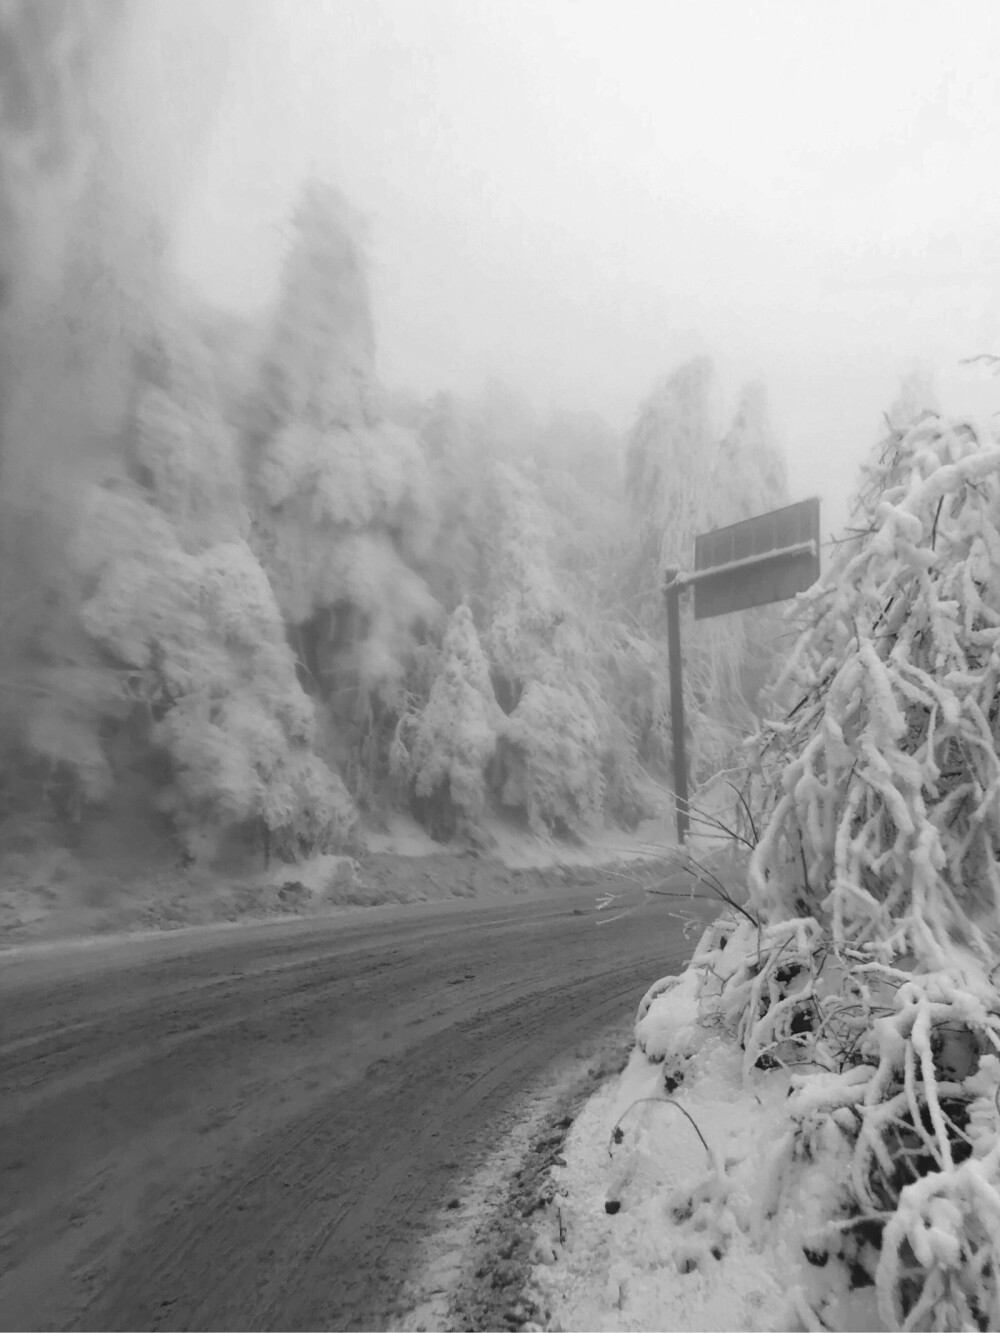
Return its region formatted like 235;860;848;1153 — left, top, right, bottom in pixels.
0;876;697;1331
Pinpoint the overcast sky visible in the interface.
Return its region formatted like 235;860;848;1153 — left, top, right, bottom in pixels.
168;0;1000;537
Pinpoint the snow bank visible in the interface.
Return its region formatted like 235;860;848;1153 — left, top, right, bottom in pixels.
529;1023;804;1330
530;910;1000;1332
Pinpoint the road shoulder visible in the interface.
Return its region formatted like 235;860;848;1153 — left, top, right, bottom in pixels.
392;1019;633;1332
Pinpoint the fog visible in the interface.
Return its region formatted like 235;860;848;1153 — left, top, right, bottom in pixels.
161;0;1000;538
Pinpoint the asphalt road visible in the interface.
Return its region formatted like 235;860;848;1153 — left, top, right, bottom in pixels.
0;878;698;1331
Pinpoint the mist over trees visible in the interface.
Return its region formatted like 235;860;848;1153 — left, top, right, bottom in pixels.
0;160;797;871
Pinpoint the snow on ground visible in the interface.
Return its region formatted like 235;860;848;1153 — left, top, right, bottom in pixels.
0;776;737;947
365;805;686;870
0;805;705;947
529;1039;797;1331
364;812;445;858
527;918;889;1333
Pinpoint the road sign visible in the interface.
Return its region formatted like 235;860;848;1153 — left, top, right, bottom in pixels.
664;497;821;843
691;496;820;619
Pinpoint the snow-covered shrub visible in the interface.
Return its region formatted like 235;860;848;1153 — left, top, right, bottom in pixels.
671;908;1000;1329
391;603;503;840
635;965;705;1093
877;1131;1000;1331
749;414;1000;967
692;412;1000;1326
770;964;1000;1329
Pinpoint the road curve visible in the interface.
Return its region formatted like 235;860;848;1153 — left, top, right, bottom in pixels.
0;878;697;1331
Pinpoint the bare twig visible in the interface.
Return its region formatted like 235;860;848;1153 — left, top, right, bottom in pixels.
608;1097;714;1162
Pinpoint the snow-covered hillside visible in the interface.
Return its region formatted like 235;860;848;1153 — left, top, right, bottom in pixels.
1;97;790;896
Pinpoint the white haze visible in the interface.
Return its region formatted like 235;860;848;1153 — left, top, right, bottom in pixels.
166;0;1000;540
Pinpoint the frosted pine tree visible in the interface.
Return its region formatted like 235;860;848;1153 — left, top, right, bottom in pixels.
626;357;715;578
0;112;178;832
246;182;438;802
75;485;358;862
390;603;503;841
711;380;789;526
532;410;654;827
416;392;491;614
482;461;610;837
623;359;716;783
485;462;566;704
256;182;378;434
403;393;652;837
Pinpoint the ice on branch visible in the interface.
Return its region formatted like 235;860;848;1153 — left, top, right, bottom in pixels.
749;414;1000;969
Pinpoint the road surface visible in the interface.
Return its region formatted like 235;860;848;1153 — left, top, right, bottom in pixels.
0;877;698;1330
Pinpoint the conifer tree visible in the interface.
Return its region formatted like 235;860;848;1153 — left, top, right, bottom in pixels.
246;182;438;803
390;603;503;840
626;356;715;577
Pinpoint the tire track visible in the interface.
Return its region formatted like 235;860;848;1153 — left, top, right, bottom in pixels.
0;886;695;1331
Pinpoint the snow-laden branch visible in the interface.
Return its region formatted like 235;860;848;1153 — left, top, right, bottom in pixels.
748;414;1000;969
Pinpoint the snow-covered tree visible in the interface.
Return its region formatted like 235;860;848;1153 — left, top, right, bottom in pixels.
693;380;792;773
626;356;715;578
710;380;789;526
416;393;492;614
127;308;250;548
0;111;172;832
887;362;940;434
245;182;440;805
750;412;1000;966
484;462;566;705
531;411;654;827
534;409;628;595
498;663;605;838
624;360;792;786
691;405;1000;1331
478;460;619;836
75;483;357;861
255;181;378;434
391;603;503;840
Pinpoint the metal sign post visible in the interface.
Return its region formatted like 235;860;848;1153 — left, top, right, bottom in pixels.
663;570;689;844
664;497;820;846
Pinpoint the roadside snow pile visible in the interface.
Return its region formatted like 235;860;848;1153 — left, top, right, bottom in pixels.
265;853;360;901
530;912;1000;1332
